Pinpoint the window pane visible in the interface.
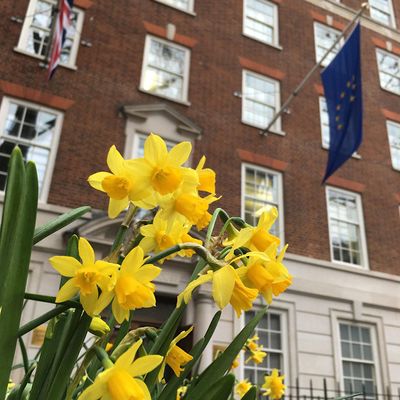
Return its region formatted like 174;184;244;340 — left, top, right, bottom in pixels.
369;0;394;26
377;50;400;95
387;121;400;169
244;0;277;44
314;22;341;67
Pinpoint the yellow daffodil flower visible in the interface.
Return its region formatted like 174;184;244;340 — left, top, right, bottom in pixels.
49;238;119;316
78;339;163;400
177;265;258;317
178;231;203;257
227;207;280;257
246;349;267;364
246;334;260;352
158;327;193;380
196;156;216;194
231;356;240;369
238;246;292;304
235;379;252;398
261;369;286;399
127;133;198;198
89;317;110;337
109;246;161;324
88;146;151;218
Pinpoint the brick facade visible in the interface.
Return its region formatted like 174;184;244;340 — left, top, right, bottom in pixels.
0;0;399;274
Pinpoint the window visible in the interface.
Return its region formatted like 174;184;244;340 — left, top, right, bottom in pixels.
339;323;378;398
155;0;194;12
242;164;283;241
387;121;400;170
319;97;330;149
376;49;400;95
243;0;279;46
368;0;395;27
326;187;368;267
131;133;178;158
16;0;84;68
243;311;285;386
242;70;281;131
140;36;191;103
0;97;63;201
314;22;342;67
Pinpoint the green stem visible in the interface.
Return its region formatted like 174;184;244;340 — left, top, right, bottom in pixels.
110;204;137;254
18;337;29;375
18;304;71;337
94;346;113;369
24;293;80;308
205;208;230;247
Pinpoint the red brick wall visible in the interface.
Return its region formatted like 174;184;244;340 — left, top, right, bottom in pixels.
0;0;399;274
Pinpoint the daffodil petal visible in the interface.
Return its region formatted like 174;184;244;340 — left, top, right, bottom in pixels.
144;133;167;165
108;198;129;219
77;379;107;400
115;339;143;369
87;172;111;192
112;298;129;324
138;237;155;255
80;290;98;316
96;260;119;275
94;290;114;315
168;141;191;166
107;145;125;176
133;265;161;283
79;238;95;266
128;355;163;376
56;278;79;303
176;272;213;307
135;379;152;400
232;228;253;249
170;326;193;348
212;266;236;309
49;256;80;277
121;246;144;274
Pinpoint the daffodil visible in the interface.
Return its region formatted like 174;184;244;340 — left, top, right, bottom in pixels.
261;369;286;399
49;238;118;316
238;246;292;304
127;133;198;199
231;356;240;369
158;327;193;380
89;317;111;336
78;339;163;400
88;146;151;218
235;379;252;398
246;349;267;364
196;156;216;194
176;386;187;400
177;265;258;317
227;207;280;256
246;335;260;352
109;246;161;324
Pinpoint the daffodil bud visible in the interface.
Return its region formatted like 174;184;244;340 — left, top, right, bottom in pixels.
89;317;110;336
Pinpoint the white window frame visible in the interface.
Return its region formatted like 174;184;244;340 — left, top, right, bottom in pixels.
241;163;284;244
239;308;289;387
325;186;369;269
0;96;64;203
242;0;280;47
376;48;400;96
242;70;281;132
313;22;343;68
319;96;330;149
154;0;195;14
368;0;396;27
140;35;191;104
16;0;84;69
337;321;382;398
386;120;400;171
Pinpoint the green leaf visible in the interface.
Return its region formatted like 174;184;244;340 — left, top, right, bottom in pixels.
33;206;91;245
158;311;222;400
0;160;38;399
241;386;257;400
186;307;267;400
203;373;235;400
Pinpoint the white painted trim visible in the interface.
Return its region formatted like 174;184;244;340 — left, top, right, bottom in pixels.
0;96;64;203
385;119;400;171
243;0;280;47
154;0;195;14
16;0;84;69
325;186;369;270
376;48;400;96
241;69;281;132
139;35;191;104
241;162;285;245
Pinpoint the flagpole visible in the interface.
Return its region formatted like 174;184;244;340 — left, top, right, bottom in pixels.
260;2;369;136
44;2;60;67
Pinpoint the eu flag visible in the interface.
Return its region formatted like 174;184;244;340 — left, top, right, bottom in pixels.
321;23;362;183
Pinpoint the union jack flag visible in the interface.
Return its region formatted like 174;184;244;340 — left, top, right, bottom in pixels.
47;0;74;79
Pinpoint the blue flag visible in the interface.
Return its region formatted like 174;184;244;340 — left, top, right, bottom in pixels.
321;23;362;183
